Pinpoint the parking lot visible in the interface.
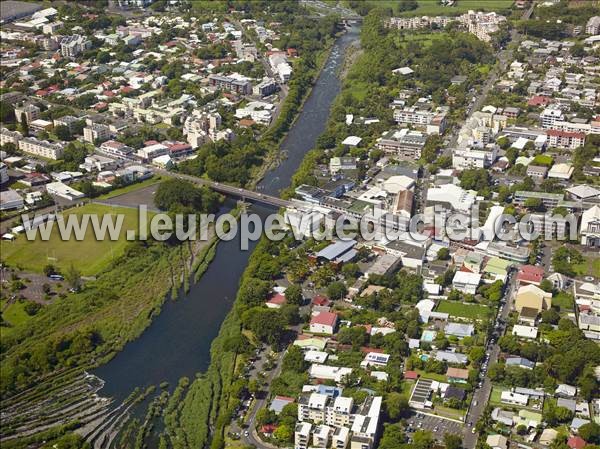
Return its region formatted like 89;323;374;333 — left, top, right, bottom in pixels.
406;412;464;441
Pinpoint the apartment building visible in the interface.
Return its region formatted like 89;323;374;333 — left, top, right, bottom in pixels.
513;191;563;208
208;74;252;95
14;103;40;124
183;111;223;148
376;129;427;159
53;115;80;132
18;137;64;159
0;128;23;146
99;140;135;158
296;394;381;449
586;16;600;35
540;107;564;129
393;107;447;134
546;130;586;149
60;34;92;57
295;422;312;449
83;123;112;143
452;146;498;169
253;77;279;97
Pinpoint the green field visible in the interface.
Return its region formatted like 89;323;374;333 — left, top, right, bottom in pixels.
394;32;436;48
0;204;155;276
436;300;491;320
97;176;160;200
0;300;32;339
358;0;514;16
573;257;600;278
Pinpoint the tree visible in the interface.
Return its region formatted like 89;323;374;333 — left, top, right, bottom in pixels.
378;423;406;449
20;112;29;136
579;423;600;445
444;433;462;449
341;263;360;280
274;424;293;443
413;430;434;449
282;345;307;373
327;281;347;300
255;408;276;426
43;264;57;277
384;392;410;421
284;284;303;305
65;264;82;291
437;247;450;260
54;125;72;141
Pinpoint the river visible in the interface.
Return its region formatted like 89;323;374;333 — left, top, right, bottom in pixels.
94;25;359;402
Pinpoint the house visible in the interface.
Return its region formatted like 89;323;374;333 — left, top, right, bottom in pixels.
515;284;552;313
305;350;328;364
506;356;535;370
309;312;338;335
361;352;390;368
571;418;591;432
329;157;357;174
516;265;545;286
555;384;577;398
512;324;538;339
539;428;558;446
294;336;328;351
46;182;85;201
501;390;529;406
452;271;482;294
269;395;295;414
491;408;515;426
443;385;466;402
567;437;586;449
444;323;475;339
435;350;468;365
266;292;286;309
486;434;508;449
0;189;24;211
557;398;577;413
446;367;469;383
519;307;539;326
308;364;352;383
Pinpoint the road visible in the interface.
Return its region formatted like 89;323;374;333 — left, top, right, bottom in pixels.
444;1;536;153
462;268;518;449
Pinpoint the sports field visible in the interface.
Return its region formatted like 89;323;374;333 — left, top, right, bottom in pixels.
0;204;154;276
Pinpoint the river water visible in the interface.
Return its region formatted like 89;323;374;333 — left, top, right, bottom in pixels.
94;26;359;401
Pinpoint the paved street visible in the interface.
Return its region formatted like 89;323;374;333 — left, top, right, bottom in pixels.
462;269;517;449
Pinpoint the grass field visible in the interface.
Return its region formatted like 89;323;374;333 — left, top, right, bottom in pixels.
552;292;574;311
97;176;161;200
358;0;514;16
0;300;32;339
573;257;600;278
0;204;154;276
394;32;436;48
436;300;491;320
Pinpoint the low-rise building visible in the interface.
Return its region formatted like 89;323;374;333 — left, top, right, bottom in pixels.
18;137;64;159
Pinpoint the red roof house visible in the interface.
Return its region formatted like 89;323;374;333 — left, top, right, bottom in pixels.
404;370;419;380
312;295;331;307
567;437;586;449
266;292;286;309
309;311;338;335
517;265;545;286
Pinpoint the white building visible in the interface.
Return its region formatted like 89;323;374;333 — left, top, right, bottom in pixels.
581;205;600;248
60;34;92;57
83;123;111;143
46;182;85;200
19;137;64;159
452;271;482;294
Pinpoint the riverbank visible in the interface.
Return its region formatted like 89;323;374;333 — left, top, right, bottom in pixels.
168;26;361;449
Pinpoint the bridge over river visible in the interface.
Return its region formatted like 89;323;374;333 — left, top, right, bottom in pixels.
152;168;293;209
